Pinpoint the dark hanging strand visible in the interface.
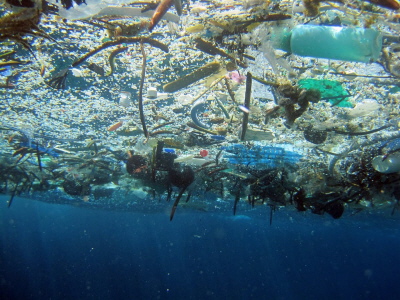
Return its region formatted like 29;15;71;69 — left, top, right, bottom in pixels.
138;42;149;138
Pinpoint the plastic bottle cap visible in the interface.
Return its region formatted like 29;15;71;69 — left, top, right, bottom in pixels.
147;87;158;98
200;149;208;157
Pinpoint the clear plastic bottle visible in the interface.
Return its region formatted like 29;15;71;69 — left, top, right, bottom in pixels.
372;153;400;174
273;25;382;63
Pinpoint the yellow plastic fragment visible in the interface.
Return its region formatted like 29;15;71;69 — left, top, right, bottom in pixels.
186;24;205;33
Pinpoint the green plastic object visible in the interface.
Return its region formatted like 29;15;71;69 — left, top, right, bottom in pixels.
298;79;353;107
274;25;382;63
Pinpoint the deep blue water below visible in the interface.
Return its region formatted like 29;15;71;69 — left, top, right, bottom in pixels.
1;195;399;300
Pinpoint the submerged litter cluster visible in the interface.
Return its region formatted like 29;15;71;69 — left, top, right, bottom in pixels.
1;0;400;221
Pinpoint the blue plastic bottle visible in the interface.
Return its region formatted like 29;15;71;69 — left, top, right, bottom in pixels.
273;25;382;63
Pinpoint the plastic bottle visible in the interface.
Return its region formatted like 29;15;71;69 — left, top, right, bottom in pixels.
272;25;382;63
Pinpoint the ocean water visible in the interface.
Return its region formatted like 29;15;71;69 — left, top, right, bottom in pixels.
1;195;399;300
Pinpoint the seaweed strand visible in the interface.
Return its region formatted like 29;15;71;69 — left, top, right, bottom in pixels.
72;37;169;68
106;46;129;76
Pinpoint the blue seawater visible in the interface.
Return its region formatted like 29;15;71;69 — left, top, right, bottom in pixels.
1;195;399;300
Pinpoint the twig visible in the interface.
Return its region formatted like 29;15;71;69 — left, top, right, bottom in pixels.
240;72;252;141
224;77;237;104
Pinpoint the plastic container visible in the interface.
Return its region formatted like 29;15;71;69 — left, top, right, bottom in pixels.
372;153;400;174
273;25;382;63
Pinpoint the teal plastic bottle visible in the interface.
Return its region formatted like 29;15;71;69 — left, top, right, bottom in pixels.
273;25;382;63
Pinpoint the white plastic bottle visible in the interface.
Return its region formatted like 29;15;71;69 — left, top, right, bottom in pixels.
273;25;382;63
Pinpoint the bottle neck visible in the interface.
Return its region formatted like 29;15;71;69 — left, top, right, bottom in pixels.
271;28;292;52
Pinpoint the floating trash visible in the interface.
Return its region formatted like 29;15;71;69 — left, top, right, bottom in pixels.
1;1;400;221
298;79;352;107
222;144;302;169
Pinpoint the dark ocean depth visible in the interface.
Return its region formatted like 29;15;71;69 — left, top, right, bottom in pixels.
1;195;399;300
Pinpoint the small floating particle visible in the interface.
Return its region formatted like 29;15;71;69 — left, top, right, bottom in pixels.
191;5;207;14
238;105;250;114
200;149;208;157
107;121;123;131
163;148;176;154
210;135;226;141
186;24;205;33
70;68;83;77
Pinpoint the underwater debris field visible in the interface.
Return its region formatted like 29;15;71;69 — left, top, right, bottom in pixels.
2;0;400;221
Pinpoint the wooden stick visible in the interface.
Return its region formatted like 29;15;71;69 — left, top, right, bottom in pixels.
240;72;252;141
